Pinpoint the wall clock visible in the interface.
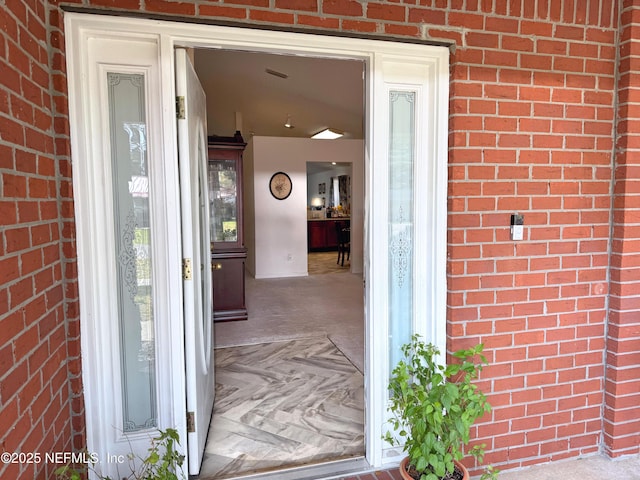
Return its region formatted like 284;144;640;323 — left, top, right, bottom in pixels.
269;171;292;200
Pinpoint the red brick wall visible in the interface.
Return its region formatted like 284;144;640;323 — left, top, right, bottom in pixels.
0;0;81;478
2;0;637;477
50;3;86;458
447;1;619;471
606;0;640;458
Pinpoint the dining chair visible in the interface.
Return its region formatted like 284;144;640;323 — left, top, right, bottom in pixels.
335;221;350;266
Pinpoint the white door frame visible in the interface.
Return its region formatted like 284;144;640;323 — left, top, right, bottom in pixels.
65;12;448;474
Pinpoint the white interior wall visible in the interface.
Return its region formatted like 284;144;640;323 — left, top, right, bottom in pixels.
248;136;364;279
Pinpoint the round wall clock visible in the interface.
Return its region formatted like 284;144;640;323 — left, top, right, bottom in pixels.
269;171;292;200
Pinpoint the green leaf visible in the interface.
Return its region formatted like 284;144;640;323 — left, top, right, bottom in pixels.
148;450;160;465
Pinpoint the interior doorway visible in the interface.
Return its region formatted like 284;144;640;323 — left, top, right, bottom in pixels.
192;49;366;478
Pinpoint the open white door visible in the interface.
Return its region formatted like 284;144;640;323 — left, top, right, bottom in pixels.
175;47;215;475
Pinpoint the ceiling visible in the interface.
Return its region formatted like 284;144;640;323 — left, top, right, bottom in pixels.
193;49;365;140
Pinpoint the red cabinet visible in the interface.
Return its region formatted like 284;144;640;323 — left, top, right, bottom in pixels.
307;219;349;251
308;221;328;250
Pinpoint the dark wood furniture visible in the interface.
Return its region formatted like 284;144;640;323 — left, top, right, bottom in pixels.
208;132;247;322
307;219;349;251
335;221;350;266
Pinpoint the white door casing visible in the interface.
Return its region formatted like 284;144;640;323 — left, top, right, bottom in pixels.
64;27;187;479
175;47;216;475
372;56;449;464
65;12;448;473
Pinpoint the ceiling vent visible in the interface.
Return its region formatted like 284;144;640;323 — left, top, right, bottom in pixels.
265;68;288;79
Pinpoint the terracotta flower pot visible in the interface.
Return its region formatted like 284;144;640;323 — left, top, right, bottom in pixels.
399;456;470;480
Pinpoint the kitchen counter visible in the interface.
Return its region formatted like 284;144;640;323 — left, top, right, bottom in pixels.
308;218;350;251
307;216;350;221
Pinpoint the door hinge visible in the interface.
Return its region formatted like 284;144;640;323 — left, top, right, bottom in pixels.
187;411;195;433
182;258;192;280
176;96;185;119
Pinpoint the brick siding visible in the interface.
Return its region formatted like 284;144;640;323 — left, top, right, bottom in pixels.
447;1;619;472
1;0;639;478
341;469;404;480
0;0;81;478
606;0;640;458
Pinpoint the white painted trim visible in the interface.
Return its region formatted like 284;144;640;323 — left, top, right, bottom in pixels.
64;12;449;472
370;52;450;466
64;22;189;479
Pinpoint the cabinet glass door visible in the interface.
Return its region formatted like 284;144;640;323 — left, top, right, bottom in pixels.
208;159;238;245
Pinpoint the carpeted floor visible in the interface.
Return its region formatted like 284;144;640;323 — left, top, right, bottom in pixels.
199;337;364;479
215;271;364;372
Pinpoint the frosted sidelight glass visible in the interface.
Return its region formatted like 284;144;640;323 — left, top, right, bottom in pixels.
388;91;415;374
107;72;157;432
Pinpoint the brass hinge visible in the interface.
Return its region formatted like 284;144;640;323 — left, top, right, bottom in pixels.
176;96;185;119
182;258;192;280
187;411;195;433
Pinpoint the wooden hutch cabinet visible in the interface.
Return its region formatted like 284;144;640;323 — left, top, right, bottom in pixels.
208;132;247;322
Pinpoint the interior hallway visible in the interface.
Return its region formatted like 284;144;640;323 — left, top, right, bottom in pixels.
200;256;365;479
215;253;363;372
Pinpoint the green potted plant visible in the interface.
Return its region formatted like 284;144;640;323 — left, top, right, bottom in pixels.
384;335;496;480
55;428;185;480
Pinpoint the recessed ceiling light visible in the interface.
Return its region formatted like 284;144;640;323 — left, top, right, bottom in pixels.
311;128;343;140
284;114;294;129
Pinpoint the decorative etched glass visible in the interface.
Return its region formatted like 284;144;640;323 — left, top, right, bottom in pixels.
388;91;415;374
209;159;238;243
108;72;157;432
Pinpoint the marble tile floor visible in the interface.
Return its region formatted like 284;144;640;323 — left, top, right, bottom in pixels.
198;336;365;479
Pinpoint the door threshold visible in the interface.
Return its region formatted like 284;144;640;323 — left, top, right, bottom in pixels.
194;457;370;480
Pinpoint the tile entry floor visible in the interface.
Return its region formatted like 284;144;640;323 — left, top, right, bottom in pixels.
199;336;365;479
308;251;350;275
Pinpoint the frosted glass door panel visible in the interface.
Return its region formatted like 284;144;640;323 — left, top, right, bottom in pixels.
388;91;415;373
108;72;157;432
